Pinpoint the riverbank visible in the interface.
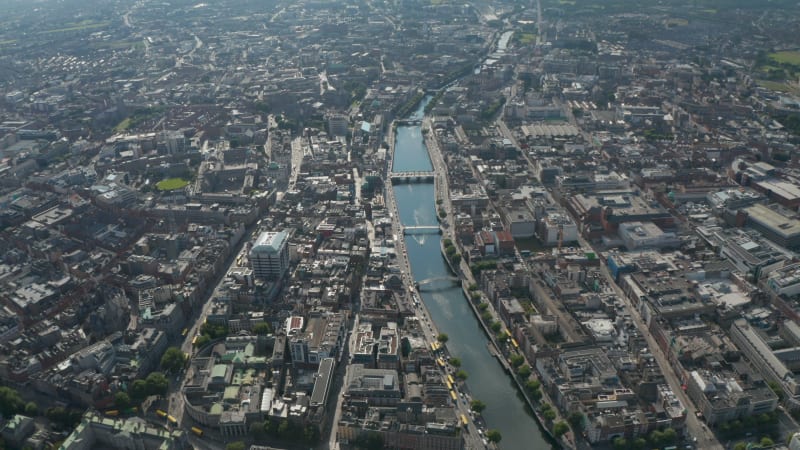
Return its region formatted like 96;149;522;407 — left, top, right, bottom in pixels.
426;119;571;450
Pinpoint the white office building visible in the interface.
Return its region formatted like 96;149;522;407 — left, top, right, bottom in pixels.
250;230;289;280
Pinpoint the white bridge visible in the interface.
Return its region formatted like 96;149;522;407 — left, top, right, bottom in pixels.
402;225;441;235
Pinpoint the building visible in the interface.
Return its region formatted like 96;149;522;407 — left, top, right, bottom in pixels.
289;312;346;368
1;415;34;448
742;204;800;249
540;212;578;246
617;221;680;251
327;114;349;137
714;229;787;281
250;230;289;280
765;263;800;298
686;369;777;425
344;365;402;406
730;319;800;406
60;412;186;450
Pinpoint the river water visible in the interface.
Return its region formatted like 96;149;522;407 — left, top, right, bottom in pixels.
391;99;550;449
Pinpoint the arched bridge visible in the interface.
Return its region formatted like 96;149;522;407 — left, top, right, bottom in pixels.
415;276;460;291
395;119;422;126
402;225;441;235
390;171;435;184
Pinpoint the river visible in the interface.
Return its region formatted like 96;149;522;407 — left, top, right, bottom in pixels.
391;99;550;450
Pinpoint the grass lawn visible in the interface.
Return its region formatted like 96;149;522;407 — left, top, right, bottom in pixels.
757;80;800;95
114;118;132;133
156;178;189;191
770;51;800;66
41;21;110;34
516;32;537;45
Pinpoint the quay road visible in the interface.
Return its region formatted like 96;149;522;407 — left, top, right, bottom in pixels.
384;120;486;449
426;118;574;448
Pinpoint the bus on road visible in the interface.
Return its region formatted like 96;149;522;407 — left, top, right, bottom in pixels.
155;410;167;418
167;415;178;426
191;427;203;437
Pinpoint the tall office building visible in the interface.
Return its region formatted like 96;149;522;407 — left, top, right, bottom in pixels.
250;230;289;280
327;114;349;137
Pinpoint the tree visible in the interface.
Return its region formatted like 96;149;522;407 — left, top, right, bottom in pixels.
194;334;210;348
455;370;468;381
526;379;541;392
303;425;320;444
477;302;489;311
768;380;784;400
0;387;24;417
568;411;585;430
530;388;543;401
733;443;747;450
129;379;148;401
249;422;266;439
486;429;502;444
761;437;775;447
543;409;557;421
353;432;384;450
436;333;449;343
612;437;628;450
470;400;486;414
449;357;461;368
509;354;525;368
490;321;502;333
553;421;569;438
252;322;271;335
661;428;677;445
516;364;532;379
200;322;229;339
631;437;647;450
225;442;245;450
145;372;169;396
24;402;38;416
160;347;186;373
114;392;131;409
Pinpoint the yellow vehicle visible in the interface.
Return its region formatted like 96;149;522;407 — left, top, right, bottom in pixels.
450;391;458;401
461;414;469;426
155;409;167;418
447;374;455;385
167;415;178;425
446;380;453;390
191;335;198;346
437;357;446;368
181;328;188;337
191;426;203;437
105;410;119;417
511;338;519;349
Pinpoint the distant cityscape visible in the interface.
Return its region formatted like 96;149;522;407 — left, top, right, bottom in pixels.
1;1;800;450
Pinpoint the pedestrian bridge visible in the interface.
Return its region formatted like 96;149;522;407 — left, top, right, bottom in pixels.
415;276;460;291
390;171;435;183
402;225;441;235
